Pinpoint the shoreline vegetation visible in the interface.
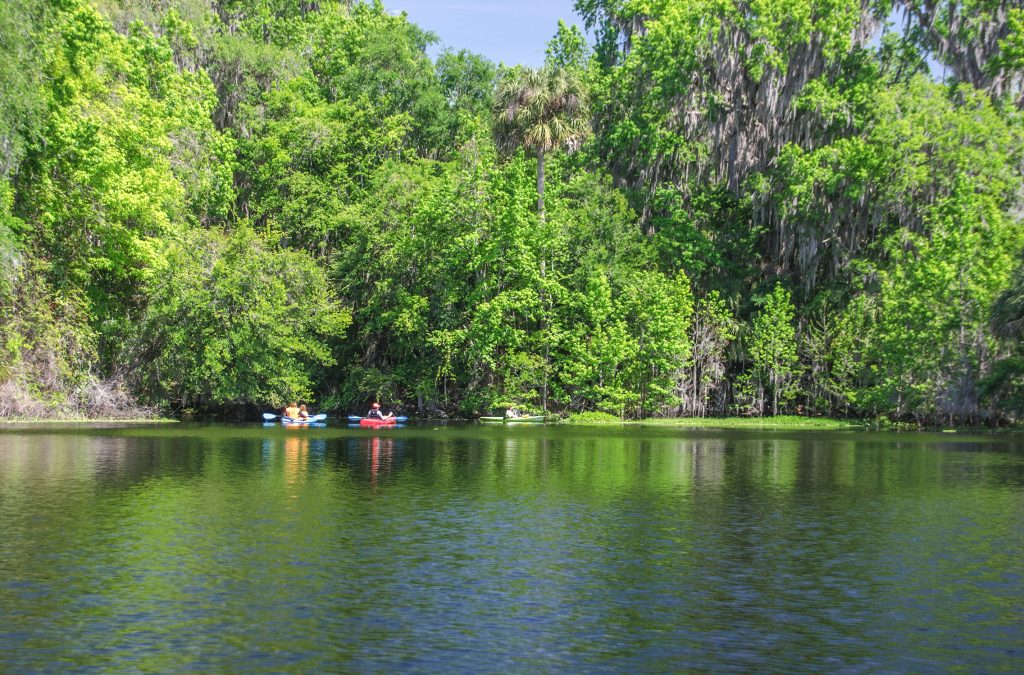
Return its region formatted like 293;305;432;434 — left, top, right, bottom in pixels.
556;413;1021;431
0;417;177;425
1;1;1022;428
4;411;1019;433
560;413;862;430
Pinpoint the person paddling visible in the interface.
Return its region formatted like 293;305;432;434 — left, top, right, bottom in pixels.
366;402;393;420
284;402;300;419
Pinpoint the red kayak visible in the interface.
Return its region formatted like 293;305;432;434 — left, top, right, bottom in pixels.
359;417;397;427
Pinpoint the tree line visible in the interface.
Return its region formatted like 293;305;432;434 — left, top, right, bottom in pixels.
0;0;1021;424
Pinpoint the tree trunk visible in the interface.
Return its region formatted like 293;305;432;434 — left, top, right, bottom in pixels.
772;374;778;416
536;147;548;410
536;148;545;220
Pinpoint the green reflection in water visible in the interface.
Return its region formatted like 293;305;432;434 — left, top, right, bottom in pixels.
0;425;1022;671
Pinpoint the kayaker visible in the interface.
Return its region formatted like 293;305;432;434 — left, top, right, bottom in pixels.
505;407;519;419
284;402;300;418
298;404;310;419
366;402;393;420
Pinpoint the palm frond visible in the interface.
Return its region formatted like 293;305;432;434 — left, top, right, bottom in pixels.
492;65;591;157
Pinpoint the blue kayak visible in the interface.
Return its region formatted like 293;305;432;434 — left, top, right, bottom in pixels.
262;412;327;425
266;421;326;428
281;417;324;425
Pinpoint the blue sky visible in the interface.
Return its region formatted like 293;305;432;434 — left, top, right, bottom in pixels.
384;0;584;67
381;3;947;79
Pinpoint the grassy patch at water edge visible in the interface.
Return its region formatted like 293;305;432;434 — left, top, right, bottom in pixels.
562;413;862;429
561;411;626;425
0;417;178;425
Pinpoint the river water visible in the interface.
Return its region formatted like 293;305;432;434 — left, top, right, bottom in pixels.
1;423;1022;672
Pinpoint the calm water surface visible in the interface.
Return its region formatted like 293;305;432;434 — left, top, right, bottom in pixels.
1;423;1022;672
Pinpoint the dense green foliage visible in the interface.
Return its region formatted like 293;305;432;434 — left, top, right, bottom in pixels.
0;0;1020;423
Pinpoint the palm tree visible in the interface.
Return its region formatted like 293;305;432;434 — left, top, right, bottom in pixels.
493;66;590;219
493;67;589;414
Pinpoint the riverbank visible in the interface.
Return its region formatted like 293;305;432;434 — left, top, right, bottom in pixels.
559;414;1024;431
561;412;863;429
0;417;178;425
641;416;863;430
